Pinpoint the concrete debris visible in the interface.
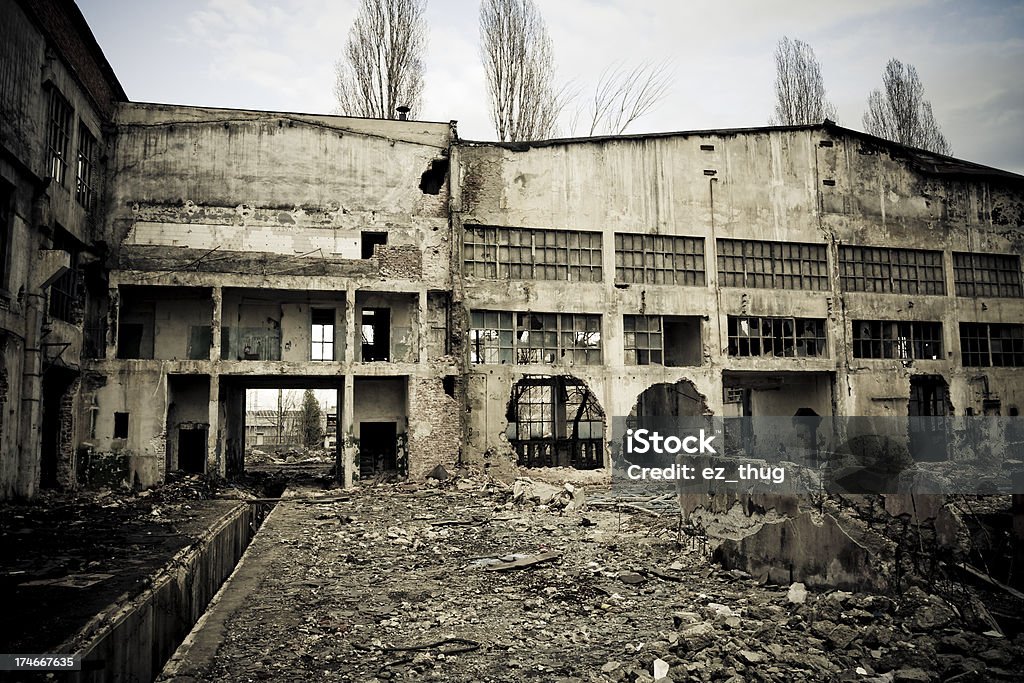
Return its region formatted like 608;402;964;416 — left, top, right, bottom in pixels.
426;464;451;481
788;582;808;604
510;477;586;512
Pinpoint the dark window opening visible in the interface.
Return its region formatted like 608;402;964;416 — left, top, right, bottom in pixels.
117;323;148;359
853;320;943;360
727;316;827;357
960;323;1024;367
311;308;335;361
506;376;604;470
442;375;456;397
419;157;449;194
361;231;387;259
114;412;129;439
361;308;391;361
909;375;951;462
624;315;701;366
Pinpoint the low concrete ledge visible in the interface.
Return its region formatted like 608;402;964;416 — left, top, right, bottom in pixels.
60;502;266;682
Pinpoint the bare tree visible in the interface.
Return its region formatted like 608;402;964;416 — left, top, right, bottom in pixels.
480;0;567;141
334;0;427;119
571;60;673;136
769;37;836;125
863;58;952;155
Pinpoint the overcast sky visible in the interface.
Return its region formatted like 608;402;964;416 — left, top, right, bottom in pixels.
78;0;1024;173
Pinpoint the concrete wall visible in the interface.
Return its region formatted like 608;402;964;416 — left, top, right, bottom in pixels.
84;105;457;486
0;0;124;499
453;127;1024;468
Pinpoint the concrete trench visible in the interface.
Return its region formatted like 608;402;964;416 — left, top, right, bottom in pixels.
58;499;276;683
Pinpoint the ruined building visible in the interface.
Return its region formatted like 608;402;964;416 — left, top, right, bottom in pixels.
2;0;1023;500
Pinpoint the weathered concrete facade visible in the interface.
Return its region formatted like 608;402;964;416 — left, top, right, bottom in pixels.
2;1;1023;501
0;0;125;498
81;103;459;487
453;128;1024;470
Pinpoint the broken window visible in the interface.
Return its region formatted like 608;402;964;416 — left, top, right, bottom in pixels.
960;323;1024;367
361;308;390;361
46;86;73;186
506;376;604;469
614;233;705;286
717;239;828;290
953;252;1022;298
853;320;943;360
624;315;702;366
113;412;129;439
361;231;387;259
463;225;602;282
839;246;945;295
311;308;335;361
76;122;97;211
469;310;602;365
470;310;514;363
727;316;827;357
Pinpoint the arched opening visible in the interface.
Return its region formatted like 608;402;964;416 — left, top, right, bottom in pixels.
506;375;604;469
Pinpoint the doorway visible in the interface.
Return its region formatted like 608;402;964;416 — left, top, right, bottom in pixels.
360;421;397;475
178;428;207;473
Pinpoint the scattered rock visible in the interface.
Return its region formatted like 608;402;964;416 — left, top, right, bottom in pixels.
787;582;808;604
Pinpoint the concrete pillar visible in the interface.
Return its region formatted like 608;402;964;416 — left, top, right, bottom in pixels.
417;289;427;364
342;373;355;488
207;374;223;476
346;285;358;364
210;286;222;361
107;286;119;360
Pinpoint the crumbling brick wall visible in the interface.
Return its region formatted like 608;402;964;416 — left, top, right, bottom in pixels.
407;376;461;477
55;376;80;488
377;245;422;279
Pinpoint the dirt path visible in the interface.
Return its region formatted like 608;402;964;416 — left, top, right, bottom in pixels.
161;481;1024;682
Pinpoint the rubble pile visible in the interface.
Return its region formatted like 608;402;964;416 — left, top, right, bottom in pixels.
186;478;1024;682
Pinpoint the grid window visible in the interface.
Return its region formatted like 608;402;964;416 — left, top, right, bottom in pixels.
717;239;828;291
469;310;514;363
469;310;601;365
852;320;943;360
76;123;97;210
953;252;1022;298
623;315;663;365
46;88;73;186
311;308;335;361
960;323;1024;367
463;225;602;282
727;316;827;357
614;233;706;286
839;246;945;295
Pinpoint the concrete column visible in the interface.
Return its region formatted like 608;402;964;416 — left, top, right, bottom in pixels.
107;286;119;360
210;286;222;361
417;289;427;364
342;373;355;488
346;285;358;365
207;374;222;476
